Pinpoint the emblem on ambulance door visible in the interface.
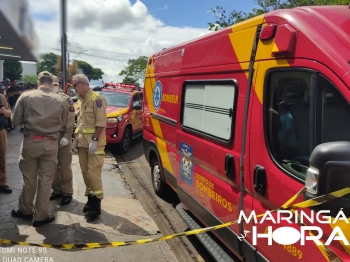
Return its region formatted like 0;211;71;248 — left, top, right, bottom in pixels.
153;80;162;112
180;142;193;186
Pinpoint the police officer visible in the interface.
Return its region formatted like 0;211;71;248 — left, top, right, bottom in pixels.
72;73;107;218
0;93;12;194
11;71;69;227
50;76;75;205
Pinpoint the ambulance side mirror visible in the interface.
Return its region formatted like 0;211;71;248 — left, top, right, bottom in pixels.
304;141;350;216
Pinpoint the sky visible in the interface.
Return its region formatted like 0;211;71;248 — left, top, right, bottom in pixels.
28;0;258;86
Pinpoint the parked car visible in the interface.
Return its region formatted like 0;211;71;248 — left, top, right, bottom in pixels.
99;86;144;152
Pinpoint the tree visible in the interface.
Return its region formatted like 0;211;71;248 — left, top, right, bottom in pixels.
92;68;104;81
36;52;59;74
3;60;23;81
119;56;148;86
121;76;139;86
36;52;103;83
23;75;38;84
208;0;349;30
208;7;252;31
75;61;103;81
54;56;78;83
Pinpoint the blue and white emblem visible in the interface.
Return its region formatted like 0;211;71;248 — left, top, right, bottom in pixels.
180;142;193;186
153;80;162;112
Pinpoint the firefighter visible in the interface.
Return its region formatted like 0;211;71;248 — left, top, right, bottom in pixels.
72;73;107;218
50;76;75;205
11;71;69;227
0;93;12;194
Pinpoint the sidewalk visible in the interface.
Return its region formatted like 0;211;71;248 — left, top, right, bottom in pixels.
0;129;178;262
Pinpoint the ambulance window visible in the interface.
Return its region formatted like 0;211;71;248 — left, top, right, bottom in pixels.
316;75;350;144
265;70;312;180
182;81;236;142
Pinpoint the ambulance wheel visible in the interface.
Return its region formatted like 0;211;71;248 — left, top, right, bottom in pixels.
119;127;131;153
151;157;168;197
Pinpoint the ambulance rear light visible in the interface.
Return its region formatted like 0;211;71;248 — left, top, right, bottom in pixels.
260;24;276;40
305;167;319;194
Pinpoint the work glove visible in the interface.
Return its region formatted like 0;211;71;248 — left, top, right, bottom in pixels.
72;138;78;153
88;140;98;155
60;137;69;147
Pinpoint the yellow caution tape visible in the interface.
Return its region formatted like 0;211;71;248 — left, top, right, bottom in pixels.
1;187;350;261
282;187;306;209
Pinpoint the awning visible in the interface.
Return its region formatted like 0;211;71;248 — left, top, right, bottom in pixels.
0;10;38;62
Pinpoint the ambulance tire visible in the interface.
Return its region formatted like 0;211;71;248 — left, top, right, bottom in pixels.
118;127;131;153
151;156;168;197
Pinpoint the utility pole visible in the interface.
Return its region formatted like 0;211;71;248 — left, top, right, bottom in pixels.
60;0;67;90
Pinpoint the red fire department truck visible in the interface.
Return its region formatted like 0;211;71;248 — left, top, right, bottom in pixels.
143;6;350;262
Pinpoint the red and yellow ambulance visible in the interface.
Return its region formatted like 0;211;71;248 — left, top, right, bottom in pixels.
143;6;350;262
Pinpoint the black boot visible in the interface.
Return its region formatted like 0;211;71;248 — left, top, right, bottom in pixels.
85;196;101;218
83;194;92;212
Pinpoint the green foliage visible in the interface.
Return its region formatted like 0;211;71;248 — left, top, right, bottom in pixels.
208;7;249;31
36;52;104;81
76;61;104;81
23;75;38;84
36;52;59;74
287;0;349;7
92;68;104;81
119;56;148;86
3;60;23;81
121;76;140;86
208;0;349;30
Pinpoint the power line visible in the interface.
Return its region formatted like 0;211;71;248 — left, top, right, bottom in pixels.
42;44;145;58
43;44;142;56
66;44;142;57
68;31;145;43
51;48;130;61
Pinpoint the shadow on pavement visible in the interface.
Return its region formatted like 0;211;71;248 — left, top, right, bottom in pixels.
50;198;152;237
107;136;144;161
35;223;109;248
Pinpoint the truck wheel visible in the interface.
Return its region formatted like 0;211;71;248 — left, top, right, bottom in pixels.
118;127;131;153
151;156;168;197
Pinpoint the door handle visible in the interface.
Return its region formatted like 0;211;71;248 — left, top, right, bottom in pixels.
225;154;234;180
254;165;267;196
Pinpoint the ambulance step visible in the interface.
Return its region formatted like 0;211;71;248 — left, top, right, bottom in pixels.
176;203;237;262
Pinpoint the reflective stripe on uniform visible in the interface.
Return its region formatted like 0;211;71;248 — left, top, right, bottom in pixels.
94;150;105;155
91;190;103;195
83;128;95;134
74;127;79;134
